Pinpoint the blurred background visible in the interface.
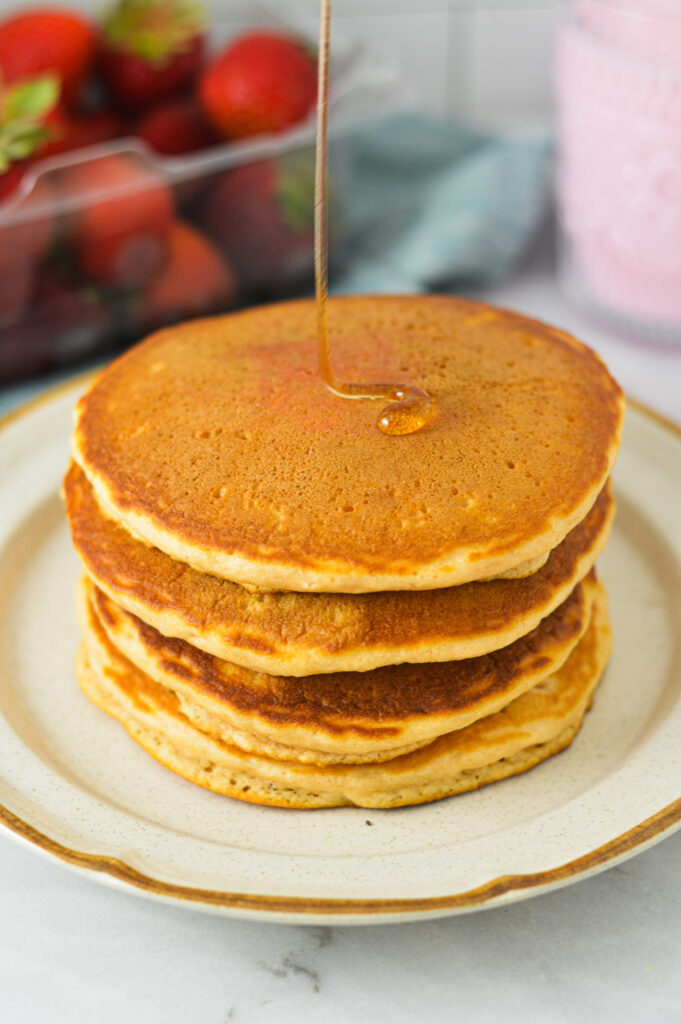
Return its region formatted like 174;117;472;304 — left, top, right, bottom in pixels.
0;0;679;420
0;0;555;131
192;0;554;130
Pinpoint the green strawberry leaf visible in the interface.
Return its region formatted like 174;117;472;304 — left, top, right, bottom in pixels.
4;77;59;123
0;123;49;172
277;151;316;234
103;0;205;64
0;74;60;171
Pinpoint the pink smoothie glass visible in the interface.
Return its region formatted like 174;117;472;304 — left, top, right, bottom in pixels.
556;0;681;343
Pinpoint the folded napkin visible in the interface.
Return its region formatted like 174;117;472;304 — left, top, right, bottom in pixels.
332;113;551;295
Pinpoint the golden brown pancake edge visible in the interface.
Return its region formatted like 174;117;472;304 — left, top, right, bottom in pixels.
76;579;612;808
79;571;599;757
64;463;614;675
72;295;624;593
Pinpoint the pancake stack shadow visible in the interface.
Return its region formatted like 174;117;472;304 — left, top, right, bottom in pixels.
64;296;625;809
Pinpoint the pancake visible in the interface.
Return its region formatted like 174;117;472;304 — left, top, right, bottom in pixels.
66;461;614;674
486;550;550;580
76;578;611;808
79;571;598;760
72;295;624;593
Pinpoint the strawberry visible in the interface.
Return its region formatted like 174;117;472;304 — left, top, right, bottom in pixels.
0;9;95;107
99;0;205;109
0;255;33;323
33;103;74;156
0;75;62;172
0;78;60;320
0;78;118;166
0;162;27;203
136;96;215;155
0;311;53;379
0;76;75;204
0;76;60;323
3;171;56;257
33;271;112;362
0;172;58;321
46;110;125;156
139;220;236;329
201;155;314;292
0;271;111;380
199;31;317;140
61;153;174;286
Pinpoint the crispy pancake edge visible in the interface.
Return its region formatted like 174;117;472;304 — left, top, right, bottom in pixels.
65;462;614;675
72;296;624;593
76;581;611;808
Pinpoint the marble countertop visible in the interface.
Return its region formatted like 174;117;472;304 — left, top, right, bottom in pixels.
1;261;680;1024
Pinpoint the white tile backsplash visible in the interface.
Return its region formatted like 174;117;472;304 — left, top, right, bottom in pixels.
446;12;475;121
0;0;556;129
334;11;452;117
466;7;554;129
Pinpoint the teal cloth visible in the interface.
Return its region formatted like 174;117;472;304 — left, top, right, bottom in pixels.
0;373;56;417
0;115;550;416
333;114;551;294
0;359;102;418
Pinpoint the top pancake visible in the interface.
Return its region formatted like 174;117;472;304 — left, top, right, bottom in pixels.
72;295;624;593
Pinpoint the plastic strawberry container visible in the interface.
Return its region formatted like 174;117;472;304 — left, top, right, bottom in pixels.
0;11;398;384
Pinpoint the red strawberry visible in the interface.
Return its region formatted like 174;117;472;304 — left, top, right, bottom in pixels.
2;173;56;260
32;103;72;156
0;76;62;169
0;75;60;325
136;96;215;155
0;312;53;379
0;271;111;380
61;153;174;286
139;220;236;329
0;83;115;165
0;9;95;107
99;0;205;109
33;271;112;362
0;256;33;323
46;110;124;156
0;172;57;322
199;31;317;140
0;183;55;323
0;162;28;203
201;156;314;291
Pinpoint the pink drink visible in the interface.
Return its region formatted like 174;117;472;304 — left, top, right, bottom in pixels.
556;0;681;340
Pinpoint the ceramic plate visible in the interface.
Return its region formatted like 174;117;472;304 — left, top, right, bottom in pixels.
1;378;680;925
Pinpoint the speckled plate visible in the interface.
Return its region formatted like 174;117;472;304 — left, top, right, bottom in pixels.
0;378;680;926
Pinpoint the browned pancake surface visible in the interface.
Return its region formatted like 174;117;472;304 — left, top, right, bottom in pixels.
72;296;623;591
85;572;597;754
66;461;613;673
77;579;612;808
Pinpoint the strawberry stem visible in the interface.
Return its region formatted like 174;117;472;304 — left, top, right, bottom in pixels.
102;0;205;64
0;76;60;172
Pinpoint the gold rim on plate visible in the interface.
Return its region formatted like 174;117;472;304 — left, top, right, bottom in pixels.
1;374;680;919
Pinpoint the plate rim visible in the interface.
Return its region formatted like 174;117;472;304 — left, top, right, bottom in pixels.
1;376;680;921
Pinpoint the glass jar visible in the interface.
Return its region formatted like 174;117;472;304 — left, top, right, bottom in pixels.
556;0;681;344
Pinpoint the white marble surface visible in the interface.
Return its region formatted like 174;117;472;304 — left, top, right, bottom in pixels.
1;261;681;1024
3;828;681;1023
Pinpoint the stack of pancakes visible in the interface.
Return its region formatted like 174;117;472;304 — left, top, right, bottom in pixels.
64;296;624;809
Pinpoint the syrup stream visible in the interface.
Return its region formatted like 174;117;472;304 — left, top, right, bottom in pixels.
314;0;432;436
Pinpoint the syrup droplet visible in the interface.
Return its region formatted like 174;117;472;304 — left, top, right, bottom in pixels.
314;0;432;436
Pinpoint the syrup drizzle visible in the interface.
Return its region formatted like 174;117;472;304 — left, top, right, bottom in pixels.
314;0;432;436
